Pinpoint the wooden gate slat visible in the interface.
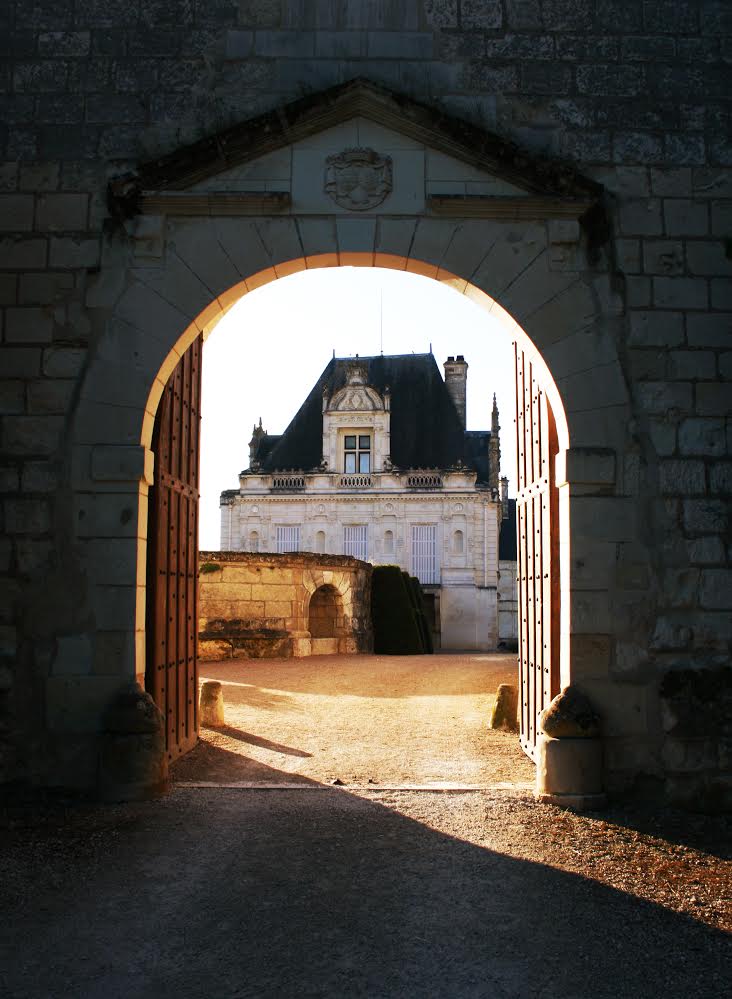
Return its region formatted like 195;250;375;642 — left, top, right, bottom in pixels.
147;335;202;761
514;342;560;761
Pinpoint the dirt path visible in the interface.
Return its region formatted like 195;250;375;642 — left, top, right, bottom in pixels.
172;652;534;786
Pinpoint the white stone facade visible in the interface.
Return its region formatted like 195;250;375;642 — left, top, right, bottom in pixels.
221;356;506;651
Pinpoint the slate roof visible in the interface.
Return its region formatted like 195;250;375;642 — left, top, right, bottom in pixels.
248;352;492;483
499;499;517;561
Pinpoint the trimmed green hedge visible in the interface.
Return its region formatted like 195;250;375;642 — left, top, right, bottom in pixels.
371;565;424;655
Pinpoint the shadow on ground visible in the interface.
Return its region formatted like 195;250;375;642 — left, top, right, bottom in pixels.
203;724;314;758
1;781;730;999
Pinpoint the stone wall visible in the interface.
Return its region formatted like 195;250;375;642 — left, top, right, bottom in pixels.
0;2;730;803
198;551;373;659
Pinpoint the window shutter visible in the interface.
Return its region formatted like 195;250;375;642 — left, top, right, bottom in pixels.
276;526;300;553
344;525;368;561
411;525;438;583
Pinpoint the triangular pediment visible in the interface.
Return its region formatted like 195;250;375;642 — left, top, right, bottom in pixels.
109;79;602;220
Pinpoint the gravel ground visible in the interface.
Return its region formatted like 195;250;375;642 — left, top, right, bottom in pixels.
2;654;729;997
174;652;533;786
1;787;730;999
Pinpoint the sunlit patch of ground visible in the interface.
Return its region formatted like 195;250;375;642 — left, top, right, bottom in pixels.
172;652;534;786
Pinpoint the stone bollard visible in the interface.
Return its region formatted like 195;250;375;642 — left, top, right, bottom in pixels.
98;683;168;802
489;684;519;732
200;680;225;727
535;686;606;810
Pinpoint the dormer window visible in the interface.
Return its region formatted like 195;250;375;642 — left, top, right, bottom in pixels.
344;434;371;473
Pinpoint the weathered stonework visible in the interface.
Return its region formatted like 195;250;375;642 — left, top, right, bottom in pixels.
0;3;729;803
198;551;373;659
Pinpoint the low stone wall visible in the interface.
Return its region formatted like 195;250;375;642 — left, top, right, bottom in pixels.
198;551;373;660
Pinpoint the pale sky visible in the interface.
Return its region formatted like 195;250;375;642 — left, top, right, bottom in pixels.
199;267;517;550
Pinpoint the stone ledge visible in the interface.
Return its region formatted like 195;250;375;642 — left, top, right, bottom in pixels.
200;549;371;570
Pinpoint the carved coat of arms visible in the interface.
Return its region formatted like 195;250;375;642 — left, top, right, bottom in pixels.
324;148;393;210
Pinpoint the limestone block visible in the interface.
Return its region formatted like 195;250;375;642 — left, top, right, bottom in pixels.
0;237;47;270
687;536;726;565
570;634;612;679
336;217;376;257
26;379;75;415
132;251;217;324
618;198;663;236
679;417;726;457
49;236;100;269
695;384;730;417
52;633;93;677
0;194;34;230
375;216;417;261
699;569;732;609
46;675;125;734
5;306;53;343
264;600;294;618
683;499;728;534
662;737;718;774
91;445;152;484
200;681;225;727
93;585;145;632
628;310;684;347
4;497;51;534
35;193;88;231
653;276;708;310
1;415;62;456
635;380;692;415
42;345;86;377
686;313;731;348
251;583;296;601
489;684;519;732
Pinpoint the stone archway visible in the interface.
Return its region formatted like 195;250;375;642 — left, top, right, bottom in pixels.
308;584;344;654
63;81;636;799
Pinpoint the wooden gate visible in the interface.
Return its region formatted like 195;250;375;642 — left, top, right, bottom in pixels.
514;343;560;760
146;336;203;761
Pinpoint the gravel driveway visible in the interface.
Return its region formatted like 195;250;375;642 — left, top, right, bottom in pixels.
2;652;729;998
1;787;730;999
174;652;534;786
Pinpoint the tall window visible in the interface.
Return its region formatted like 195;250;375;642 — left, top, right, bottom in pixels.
344;525;368;561
411;525;438;584
276;526;300;553
344;434;371;473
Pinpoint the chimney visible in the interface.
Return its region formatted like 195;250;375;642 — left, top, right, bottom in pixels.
443;354;468;427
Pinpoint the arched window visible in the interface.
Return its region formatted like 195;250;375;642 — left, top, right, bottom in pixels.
384;529;394;554
315;530;326;554
453;529;464;554
248;530;259;552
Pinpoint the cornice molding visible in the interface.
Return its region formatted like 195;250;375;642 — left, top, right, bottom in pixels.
108;78;604;221
139;192;291;216
427;195;594;220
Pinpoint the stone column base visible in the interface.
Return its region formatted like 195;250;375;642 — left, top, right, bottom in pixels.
536;792;608;810
98;684;168;802
535;734;605;810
